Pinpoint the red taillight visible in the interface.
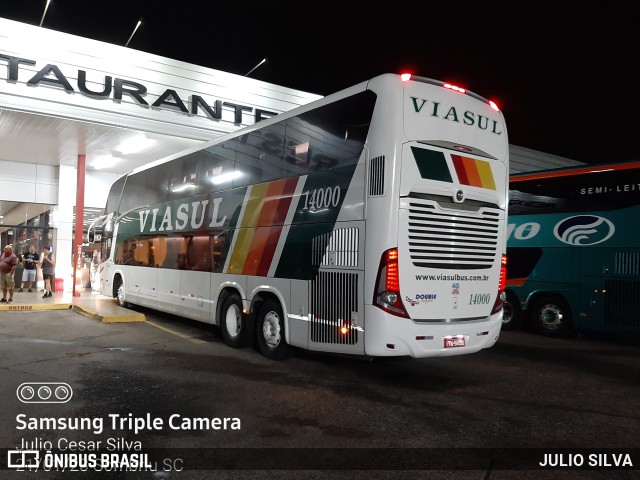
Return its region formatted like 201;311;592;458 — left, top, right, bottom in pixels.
492;254;508;315
374;248;409;318
400;73;412;82
489;100;500;112
499;254;507;292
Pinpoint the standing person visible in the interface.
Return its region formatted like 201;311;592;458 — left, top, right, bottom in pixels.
0;244;19;303
19;245;40;292
90;249;100;293
41;246;56;298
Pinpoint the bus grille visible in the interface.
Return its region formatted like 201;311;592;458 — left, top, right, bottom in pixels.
407;200;501;270
369;155;385;196
312;228;359;267
310;271;359;345
614;252;640;276
604;279;640;328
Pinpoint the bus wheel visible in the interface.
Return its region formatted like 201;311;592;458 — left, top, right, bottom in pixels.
530;296;573;337
220;293;254;348
501;291;522;330
256;299;291;360
115;277;129;308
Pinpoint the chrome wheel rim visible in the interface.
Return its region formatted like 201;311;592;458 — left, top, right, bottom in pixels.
117;284;125;305
540;304;563;330
262;311;281;348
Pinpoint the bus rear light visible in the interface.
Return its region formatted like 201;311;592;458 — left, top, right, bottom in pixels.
489;100;500;112
400;73;412;81
340;323;350;335
374;248;409;318
491;255;508;315
499;255;507;292
444;83;466;93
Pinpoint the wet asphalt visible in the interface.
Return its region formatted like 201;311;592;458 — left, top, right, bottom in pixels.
0;306;638;480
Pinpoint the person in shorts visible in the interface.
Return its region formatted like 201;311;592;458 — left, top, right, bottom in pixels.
0;244;18;303
19;245;39;292
41;246;56;298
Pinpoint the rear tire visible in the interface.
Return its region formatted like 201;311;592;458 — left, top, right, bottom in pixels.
256;299;291;360
530;295;573;337
220;293;254;348
501;291;522;330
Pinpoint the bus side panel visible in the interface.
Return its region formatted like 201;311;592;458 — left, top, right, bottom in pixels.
181;270;212;322
157;269;182;316
290;279;309;350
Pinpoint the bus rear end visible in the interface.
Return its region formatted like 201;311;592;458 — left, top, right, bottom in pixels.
365;74;509;357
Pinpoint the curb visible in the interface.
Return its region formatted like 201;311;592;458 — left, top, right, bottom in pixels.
72;305;146;323
0;303;72;312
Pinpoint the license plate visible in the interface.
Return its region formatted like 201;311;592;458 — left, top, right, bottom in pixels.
444;336;465;348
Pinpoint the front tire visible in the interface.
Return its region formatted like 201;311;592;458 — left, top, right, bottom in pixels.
220;293;254;348
256;299;291;360
530;295;573;337
114;277;129;308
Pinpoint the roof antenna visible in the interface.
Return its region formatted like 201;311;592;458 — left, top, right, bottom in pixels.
125;19;142;47
39;0;51;27
245;58;267;77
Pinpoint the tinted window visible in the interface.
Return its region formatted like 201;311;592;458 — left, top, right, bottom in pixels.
283;91;376;177
196;143;236;195
119;165;168;214
509;166;640;215
105;175;127;215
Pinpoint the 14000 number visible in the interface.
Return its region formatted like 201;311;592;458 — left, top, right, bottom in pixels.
302;186;341;211
468;293;491;305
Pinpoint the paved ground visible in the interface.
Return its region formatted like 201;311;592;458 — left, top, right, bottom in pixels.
0;304;638;480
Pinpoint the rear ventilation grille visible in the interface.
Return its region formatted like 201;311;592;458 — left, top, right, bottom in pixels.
407;199;501;270
604;279;640;328
310;271;359;344
614;252;640;276
312;228;359;267
369;155;385;196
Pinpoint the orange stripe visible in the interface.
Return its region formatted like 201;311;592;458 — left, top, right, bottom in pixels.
511;161;640;182
506;277;527;287
462;156;482;187
242;180;287;274
227;183;270;273
243;226;272;275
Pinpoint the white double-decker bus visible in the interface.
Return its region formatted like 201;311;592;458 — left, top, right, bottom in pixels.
92;73;509;360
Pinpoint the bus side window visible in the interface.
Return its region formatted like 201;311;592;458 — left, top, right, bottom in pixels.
234;122;286;188
196;144;236;195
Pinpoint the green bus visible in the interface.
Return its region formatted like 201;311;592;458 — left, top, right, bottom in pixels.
503;161;640;337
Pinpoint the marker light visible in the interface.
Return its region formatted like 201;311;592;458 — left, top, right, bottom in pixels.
444;83;466;93
340;324;350;335
489;100;500;112
400;73;412;82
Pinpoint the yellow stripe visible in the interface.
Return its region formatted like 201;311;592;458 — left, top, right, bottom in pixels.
475;159;496;190
228;183;270;273
144;320;207;344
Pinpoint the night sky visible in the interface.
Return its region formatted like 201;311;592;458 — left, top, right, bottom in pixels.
1;0;638;164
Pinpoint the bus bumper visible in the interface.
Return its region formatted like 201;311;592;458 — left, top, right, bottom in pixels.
363;305;502;358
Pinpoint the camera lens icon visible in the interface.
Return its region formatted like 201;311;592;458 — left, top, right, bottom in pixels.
17;383;73;403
